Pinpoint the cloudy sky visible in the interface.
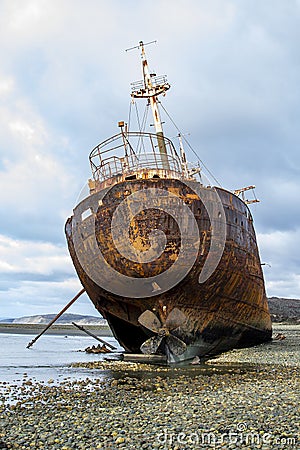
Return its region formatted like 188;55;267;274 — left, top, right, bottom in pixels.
0;0;299;318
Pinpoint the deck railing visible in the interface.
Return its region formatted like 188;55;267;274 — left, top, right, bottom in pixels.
89;132;182;182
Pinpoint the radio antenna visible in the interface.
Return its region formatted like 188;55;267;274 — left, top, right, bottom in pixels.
125;40;157;52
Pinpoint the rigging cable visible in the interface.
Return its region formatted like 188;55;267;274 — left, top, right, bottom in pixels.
134;101;147;156
137;103;150;155
159;101;221;187
128;100;132;131
141;102;149;133
134;101;142;132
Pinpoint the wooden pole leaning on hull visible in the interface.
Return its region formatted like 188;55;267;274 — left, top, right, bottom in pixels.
26;288;86;349
71;322;117;350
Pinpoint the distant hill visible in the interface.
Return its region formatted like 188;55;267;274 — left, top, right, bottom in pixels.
268;297;300;323
1;298;299;325
0;313;107;325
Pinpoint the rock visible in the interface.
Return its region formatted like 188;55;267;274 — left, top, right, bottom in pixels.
1;330;299;449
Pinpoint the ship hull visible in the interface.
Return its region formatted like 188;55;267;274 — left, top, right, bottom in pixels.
65;177;272;362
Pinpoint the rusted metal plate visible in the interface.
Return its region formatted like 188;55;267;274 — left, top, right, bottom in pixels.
65;177;272;358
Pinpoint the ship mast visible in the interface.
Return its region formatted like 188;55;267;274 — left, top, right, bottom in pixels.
130;41;170;169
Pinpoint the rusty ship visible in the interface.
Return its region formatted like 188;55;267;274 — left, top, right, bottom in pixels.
65;41;272;363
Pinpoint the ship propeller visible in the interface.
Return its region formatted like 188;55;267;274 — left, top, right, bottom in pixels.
138;308;187;356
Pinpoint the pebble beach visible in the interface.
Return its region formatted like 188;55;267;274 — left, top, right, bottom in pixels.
0;324;299;449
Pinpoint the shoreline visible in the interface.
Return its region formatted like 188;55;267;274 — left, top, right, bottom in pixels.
0;323;113;336
0;321;297;336
0;324;299;448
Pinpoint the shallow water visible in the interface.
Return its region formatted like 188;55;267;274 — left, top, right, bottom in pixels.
0;333;122;383
0;324;299;385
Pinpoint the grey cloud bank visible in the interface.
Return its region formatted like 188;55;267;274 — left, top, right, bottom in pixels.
0;0;299;317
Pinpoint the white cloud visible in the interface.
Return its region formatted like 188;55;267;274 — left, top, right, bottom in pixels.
0;80;79;240
258;229;300;259
9;118;44;144
0;75;14;96
0;0;299;318
0;234;99;318
0;278;96;318
266;274;300;299
258;228;300;298
0;234;72;275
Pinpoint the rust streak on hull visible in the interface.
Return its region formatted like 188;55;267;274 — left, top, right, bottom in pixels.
65;178;272;361
65;41;272;363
